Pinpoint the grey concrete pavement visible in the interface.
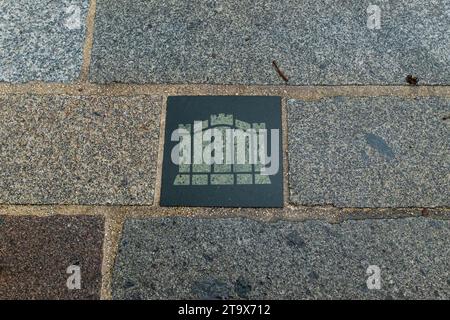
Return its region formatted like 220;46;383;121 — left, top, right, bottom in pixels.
0;0;89;82
0;94;161;205
288;96;450;208
112;216;450;300
90;0;450;84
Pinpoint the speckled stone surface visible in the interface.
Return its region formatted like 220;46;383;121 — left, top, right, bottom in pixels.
0;215;104;299
0;0;89;83
288;97;450;208
112;217;450;300
0;94;161;205
90;0;450;84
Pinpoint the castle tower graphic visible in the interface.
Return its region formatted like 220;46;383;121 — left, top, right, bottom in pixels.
173;114;272;186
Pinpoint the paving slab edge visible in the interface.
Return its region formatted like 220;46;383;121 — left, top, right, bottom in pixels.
2;207;449;300
79;0;97;82
1;83;450;98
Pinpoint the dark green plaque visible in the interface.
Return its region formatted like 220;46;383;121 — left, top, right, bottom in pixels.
160;96;283;207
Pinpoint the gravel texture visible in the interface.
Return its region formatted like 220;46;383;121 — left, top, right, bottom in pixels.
0;215;104;299
112;216;450;300
287;96;450;208
90;0;450;84
0;94;161;205
0;0;89;82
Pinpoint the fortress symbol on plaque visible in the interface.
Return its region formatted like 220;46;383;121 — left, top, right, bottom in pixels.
172;114;272;186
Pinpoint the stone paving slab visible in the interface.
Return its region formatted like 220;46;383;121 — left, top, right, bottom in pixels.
288;97;450;208
89;0;450;85
0;94;161;205
0;215;104;299
0;0;89;83
112;216;449;300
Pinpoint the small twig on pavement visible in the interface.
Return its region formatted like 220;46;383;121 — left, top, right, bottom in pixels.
272;60;289;83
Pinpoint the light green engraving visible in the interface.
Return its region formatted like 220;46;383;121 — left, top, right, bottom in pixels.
193;164;210;172
214;164;232;172
174;174;190;185
235;119;251;130
192;174;208;185
211;174;234;185
255;174;271;184
237;174;253;185
234;164;252;172
173;114;272;186
179;164;190;173
211;113;233;126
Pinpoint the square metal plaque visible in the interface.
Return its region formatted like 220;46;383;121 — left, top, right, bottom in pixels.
160;96;283;207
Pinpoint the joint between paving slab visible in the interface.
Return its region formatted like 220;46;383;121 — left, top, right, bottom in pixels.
78;0;97;83
100;213;125;300
1;83;450;99
1;204;448;219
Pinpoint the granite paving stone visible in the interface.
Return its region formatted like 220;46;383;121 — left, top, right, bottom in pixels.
0;0;89;83
0;94;161;205
288;97;450;208
90;0;450;85
0;215;104;299
112;216;450;300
